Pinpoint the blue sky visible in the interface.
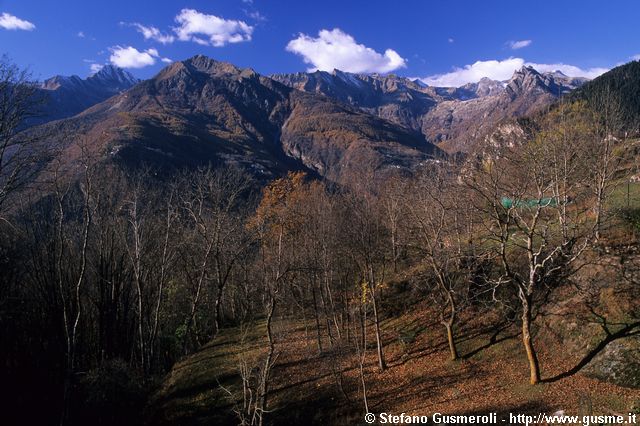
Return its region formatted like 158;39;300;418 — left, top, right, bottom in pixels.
0;0;638;86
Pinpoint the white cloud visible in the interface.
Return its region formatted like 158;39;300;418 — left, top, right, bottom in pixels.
421;58;524;86
508;40;532;50
192;37;210;46
420;57;608;87
246;10;266;22
174;9;253;47
0;12;35;31
448;38;454;43
90;63;104;74
109;46;167;68
161;57;173;63
631;54;640;61
132;23;175;44
77;31;85;38
286;28;406;74
526;61;608;79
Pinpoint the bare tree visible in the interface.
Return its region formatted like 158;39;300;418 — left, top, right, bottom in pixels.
344;187;389;372
0;56;40;218
46;140;98;424
465;105;599;384
583;89;627;240
406;163;477;361
180;167;253;351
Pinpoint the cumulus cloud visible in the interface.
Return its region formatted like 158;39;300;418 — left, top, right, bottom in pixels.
420;57;608;87
109;46;170;68
0;12;35;31
132;23;175;44
286;28;406;74
527;61;608;79
508;39;532;50
173;9;253;47
421;58;524;86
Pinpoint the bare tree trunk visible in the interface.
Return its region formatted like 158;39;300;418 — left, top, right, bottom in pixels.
318;273;335;347
353;305;369;414
368;279;386;372
521;296;540;384
150;194;174;370
212;258;225;339
311;279;323;354
183;239;214;354
128;197;146;373
54;173;72;426
70;161;93;371
257;296;276;426
324;268;342;339
444;320;458;361
358;351;369;414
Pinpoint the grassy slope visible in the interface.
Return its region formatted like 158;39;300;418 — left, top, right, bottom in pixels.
147;294;640;425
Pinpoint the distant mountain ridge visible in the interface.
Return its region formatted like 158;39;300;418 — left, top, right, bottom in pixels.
272;66;589;152
28;65;139;126
22;55;438;185
20;56;608;193
26;62;589;154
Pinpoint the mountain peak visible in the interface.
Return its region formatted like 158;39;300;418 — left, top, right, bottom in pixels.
89;65;138;87
41;74;83;90
183;55;242;76
514;65;541;78
505;65;559;99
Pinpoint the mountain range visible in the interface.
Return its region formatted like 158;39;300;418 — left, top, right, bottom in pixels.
272;66;588;152
28;65;139;127
19;55;600;186
22;56;436;184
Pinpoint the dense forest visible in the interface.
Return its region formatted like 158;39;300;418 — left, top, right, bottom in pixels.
1;57;640;425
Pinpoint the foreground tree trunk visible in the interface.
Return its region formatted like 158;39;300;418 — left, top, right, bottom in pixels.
369;280;386;372
364;263;387;372
521;296;541;384
257;296;276;426
444;322;459;361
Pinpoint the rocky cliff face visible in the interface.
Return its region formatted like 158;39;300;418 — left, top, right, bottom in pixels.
273;66;588;153
272;70;443;132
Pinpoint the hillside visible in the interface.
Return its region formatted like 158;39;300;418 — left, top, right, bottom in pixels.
147;251;640;425
570;60;640;132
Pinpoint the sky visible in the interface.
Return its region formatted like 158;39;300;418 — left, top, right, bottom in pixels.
0;0;638;87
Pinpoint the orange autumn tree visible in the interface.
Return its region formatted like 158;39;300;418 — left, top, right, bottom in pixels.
244;171;309;425
250;171;309;274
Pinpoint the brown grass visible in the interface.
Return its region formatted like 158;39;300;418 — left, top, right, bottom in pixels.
147;298;640;425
